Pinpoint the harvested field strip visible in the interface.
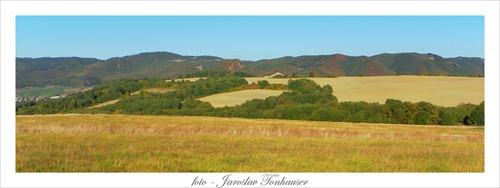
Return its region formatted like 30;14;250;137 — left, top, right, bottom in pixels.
87;99;120;109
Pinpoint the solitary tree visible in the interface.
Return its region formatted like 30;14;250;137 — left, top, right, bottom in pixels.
257;80;270;89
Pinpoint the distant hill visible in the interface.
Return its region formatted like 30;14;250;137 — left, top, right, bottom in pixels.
211;59;263;75
85;52;223;82
17;52;224;88
370;53;484;76
252;53;484;77
16;51;484;89
16;57;104;88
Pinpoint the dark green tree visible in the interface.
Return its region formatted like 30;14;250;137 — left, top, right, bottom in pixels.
385;99;407;124
439;109;457;125
468;102;484;125
257;80;270;89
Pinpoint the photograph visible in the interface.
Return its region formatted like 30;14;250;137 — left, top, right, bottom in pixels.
2;1;499;188
15;15;485;173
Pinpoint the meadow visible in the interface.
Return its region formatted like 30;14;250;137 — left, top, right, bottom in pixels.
16;114;484;172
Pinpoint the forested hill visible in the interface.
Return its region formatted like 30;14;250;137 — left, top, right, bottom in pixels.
252;53;484;77
16;52;224;88
16;51;484;88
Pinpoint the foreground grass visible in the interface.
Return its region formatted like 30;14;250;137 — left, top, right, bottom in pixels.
16;114;484;172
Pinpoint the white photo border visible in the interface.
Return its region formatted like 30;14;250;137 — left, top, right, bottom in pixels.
1;1;499;188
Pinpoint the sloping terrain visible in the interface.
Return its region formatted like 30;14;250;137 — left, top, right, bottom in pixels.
252;53;483;77
16;51;484;90
211;59;263;75
16;57;104;88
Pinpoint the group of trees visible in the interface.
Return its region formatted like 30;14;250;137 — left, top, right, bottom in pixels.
17;78;162;114
16;76;485;126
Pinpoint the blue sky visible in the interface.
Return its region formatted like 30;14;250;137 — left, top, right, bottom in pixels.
16;16;484;61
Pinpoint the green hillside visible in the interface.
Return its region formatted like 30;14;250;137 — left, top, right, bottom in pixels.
16;51;484;92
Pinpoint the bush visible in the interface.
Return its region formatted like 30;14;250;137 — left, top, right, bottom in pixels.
257;80;270;89
114;109;125;114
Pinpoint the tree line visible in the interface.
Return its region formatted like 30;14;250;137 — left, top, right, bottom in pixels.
16;76;484;126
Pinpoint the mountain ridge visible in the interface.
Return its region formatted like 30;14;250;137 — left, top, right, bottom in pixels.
16;51;484;89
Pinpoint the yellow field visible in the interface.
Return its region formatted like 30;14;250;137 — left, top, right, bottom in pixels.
246;76;483;107
198;89;288;107
16;114;484;172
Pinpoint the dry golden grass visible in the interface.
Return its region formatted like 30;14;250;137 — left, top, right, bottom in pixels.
16;114;484;172
197;89;288;107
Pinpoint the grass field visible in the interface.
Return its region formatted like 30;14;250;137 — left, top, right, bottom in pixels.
16;85;74;97
16;114;484;172
198;89;288;107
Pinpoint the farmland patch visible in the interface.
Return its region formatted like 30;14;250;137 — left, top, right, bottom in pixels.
245;76;484;107
198;89;288;107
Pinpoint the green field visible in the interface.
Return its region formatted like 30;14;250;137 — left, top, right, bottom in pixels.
16;114;484;172
16;85;74;97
